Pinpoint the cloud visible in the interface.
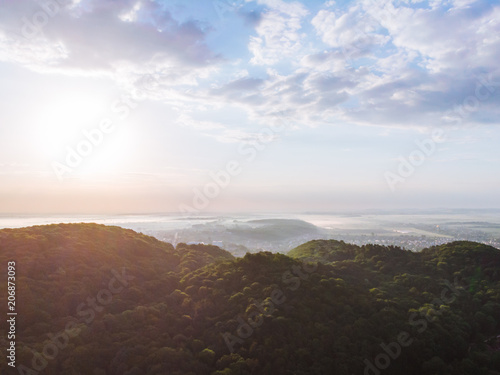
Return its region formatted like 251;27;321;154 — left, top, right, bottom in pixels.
0;0;219;84
248;0;308;65
209;77;266;107
312;7;389;59
213;77;265;94
450;0;479;10
286;0;500;128
255;0;309;17
196;68;353;129
361;0;500;74
1;0;499;137
206;0;500;132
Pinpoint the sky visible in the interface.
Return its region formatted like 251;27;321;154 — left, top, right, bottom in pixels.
0;0;499;214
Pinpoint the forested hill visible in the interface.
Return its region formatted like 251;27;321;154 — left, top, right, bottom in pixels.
0;224;499;375
289;239;500;280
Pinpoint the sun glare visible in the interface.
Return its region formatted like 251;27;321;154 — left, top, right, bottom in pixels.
74;127;135;179
35;92;140;182
37;93;107;159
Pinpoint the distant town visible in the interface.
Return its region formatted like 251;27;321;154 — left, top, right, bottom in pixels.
1;212;499;256
141;216;500;256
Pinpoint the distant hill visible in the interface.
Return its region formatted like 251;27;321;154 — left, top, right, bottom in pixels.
288;239;361;262
227;219;321;241
289;238;500;278
0;224;499;375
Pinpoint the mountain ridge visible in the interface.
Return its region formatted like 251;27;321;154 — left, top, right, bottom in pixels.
0;223;499;374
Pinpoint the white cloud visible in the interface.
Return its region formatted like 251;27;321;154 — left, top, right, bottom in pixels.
255;0;309;17
362;0;500;74
0;0;218;88
249;0;308;65
312;7;389;56
119;2;142;22
1;0;498;136
449;0;479;10
208;0;500;131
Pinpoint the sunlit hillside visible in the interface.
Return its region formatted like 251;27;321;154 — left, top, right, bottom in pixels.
1;224;499;374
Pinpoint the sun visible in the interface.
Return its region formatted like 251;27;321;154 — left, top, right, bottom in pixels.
36;91;139;181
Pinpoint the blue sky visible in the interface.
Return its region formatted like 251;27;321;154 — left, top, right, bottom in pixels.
0;0;499;213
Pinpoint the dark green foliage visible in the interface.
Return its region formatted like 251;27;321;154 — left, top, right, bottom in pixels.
0;226;499;374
